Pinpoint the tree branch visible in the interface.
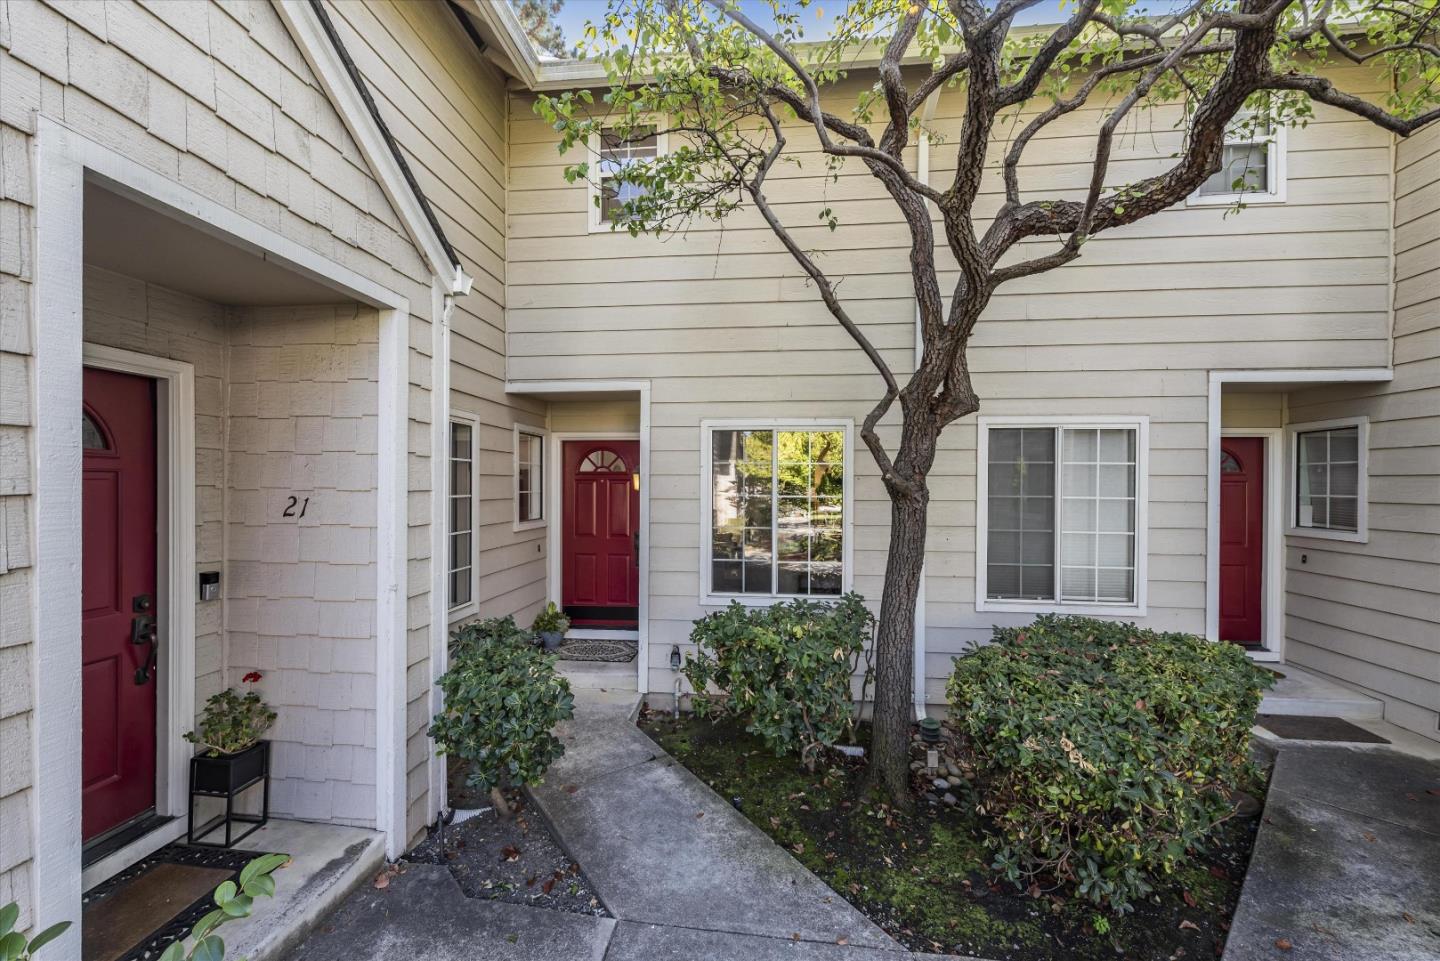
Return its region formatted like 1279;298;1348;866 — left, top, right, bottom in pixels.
747;100;916;497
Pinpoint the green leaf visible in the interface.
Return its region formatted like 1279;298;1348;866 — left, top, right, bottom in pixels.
213;881;237;908
24;921;71;956
191;935;225;961
0;932;25;961
0;905;14;938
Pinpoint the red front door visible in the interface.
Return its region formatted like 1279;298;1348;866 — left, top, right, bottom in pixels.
82;367;159;842
562;440;640;627
1218;437;1264;646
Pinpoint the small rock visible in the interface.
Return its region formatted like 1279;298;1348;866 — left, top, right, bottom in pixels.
1231;790;1262;818
923;792;940;804
910;761;925;772
942;792;958;805
945;762;962;778
933;778;950;791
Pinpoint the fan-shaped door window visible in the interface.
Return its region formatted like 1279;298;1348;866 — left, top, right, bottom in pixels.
1220;450;1242;473
579;449;628;474
82;410;111;451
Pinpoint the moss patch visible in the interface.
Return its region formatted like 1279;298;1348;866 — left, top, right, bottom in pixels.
641;712;1263;961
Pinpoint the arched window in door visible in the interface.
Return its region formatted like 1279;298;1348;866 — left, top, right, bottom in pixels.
579;449;628;473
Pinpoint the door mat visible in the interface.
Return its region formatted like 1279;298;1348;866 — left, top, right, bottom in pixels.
82;844;274;961
1257;714;1390;744
556;639;637;662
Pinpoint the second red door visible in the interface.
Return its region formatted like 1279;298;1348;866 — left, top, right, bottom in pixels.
562;440;640;627
1218;437;1264;646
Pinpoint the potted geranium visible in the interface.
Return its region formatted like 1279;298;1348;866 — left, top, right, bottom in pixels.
185;672;276;846
531;601;570;652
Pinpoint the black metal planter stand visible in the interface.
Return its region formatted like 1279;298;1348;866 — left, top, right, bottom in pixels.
187;740;270;848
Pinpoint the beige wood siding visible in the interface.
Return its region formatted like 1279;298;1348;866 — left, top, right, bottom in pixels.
320;0;545;836
1282;122;1440;740
507;66;1395;700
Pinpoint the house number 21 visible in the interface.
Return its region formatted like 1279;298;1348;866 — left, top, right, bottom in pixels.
282;496;310;518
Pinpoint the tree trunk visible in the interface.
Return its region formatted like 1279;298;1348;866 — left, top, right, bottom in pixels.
867;488;929;805
490;786;512;819
865;399;942;806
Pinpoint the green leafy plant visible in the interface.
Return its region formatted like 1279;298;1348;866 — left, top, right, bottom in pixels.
157;853;289;961
0;854;286;961
531;601;571;636
185;677;276;757
0;902;68;960
683;593;874;770
430;617;575;817
946;616;1274;914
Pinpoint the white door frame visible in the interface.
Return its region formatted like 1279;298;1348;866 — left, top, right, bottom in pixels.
505;381;651;695
32;118;413;952
1204;369;1392;665
548;431;643;645
76;345;196;891
1218;428;1285;660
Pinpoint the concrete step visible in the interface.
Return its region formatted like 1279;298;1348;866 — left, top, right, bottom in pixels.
1259;665;1383;719
558;657;639;692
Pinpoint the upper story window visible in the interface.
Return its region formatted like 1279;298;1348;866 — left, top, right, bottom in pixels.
588;124;665;231
449;418;476;614
702;421;852;603
1289;417;1368;542
977;418;1149;614
1189;118;1286;206
515;425;546;530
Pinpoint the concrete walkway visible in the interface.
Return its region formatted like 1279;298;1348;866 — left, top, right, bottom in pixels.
529;692;907;957
1223;744;1440;961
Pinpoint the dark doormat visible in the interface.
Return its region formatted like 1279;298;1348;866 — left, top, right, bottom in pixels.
82;844;272;961
556;639;636;662
1258;714;1391;744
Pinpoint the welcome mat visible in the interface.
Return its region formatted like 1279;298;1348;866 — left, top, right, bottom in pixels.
556;639;637;663
82;844;272;961
1258;714;1391;744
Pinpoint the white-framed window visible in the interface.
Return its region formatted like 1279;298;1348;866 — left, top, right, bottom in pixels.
976;416;1150;614
514;425;546;531
700;420;854;604
587;122;667;232
1287;416;1368;542
448;415;478;616
1187;119;1286;206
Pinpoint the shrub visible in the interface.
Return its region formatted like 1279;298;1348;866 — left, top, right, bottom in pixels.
531;601;571;635
946;615;1274;913
185;676;276;756
430;617;575;816
683;593;874;769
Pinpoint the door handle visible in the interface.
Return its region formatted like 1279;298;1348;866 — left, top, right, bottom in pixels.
131;613;157;685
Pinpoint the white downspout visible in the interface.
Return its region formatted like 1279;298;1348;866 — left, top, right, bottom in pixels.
912;90;942;720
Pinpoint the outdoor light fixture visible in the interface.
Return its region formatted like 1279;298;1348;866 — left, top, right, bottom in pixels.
670;645;682;670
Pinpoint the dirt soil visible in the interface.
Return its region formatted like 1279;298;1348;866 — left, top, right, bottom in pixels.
406;790;608;917
640;710;1264;961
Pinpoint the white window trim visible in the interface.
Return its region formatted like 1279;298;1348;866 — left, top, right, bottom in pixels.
513;423;549;532
586;119;669;233
1186;121;1287;207
975;415;1150;616
1286;415;1369;543
448;412;479;622
698;418;855;607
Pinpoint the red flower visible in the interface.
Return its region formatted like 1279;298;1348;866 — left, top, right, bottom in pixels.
242;671;263;684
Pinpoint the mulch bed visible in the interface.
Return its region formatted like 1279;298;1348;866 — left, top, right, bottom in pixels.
406;790;608;917
640;710;1266;961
